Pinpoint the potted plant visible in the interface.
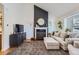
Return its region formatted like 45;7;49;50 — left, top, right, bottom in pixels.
65;28;71;32
57;20;62;29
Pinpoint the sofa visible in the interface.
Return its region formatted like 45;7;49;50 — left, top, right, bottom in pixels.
52;36;67;50
51;31;69;50
52;31;79;51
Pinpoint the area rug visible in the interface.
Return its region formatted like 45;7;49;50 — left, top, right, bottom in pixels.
8;40;69;55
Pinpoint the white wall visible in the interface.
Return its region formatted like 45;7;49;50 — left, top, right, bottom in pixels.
15;4;34;39
48;12;56;33
3;4;19;51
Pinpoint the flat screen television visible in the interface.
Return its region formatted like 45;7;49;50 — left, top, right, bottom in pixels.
14;24;24;33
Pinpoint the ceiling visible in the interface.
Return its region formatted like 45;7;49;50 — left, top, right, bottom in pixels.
35;3;79;17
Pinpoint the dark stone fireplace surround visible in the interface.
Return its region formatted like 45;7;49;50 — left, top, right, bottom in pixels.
34;5;48;40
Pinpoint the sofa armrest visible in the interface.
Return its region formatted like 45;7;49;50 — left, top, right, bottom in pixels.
65;38;79;42
60;40;67;46
53;36;67;46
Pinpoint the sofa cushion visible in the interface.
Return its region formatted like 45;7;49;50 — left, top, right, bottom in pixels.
65;38;73;44
54;36;65;45
69;33;79;38
54;32;60;37
60;32;68;40
74;41;79;48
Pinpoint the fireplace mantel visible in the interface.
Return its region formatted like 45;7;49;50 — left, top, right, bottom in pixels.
35;27;48;29
35;27;48;39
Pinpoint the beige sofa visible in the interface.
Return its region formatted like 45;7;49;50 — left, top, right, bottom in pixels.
52;31;79;51
51;31;69;50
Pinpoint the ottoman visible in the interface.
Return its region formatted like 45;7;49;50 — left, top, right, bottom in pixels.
44;37;60;49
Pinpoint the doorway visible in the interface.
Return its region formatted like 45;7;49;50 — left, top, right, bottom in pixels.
0;4;3;51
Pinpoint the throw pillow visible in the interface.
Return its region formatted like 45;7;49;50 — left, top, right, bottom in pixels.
54;31;60;37
60;32;67;38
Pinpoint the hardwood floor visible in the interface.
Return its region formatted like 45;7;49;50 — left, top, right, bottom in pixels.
0;35;2;51
0;48;16;55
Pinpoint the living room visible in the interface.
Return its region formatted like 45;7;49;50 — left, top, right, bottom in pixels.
0;3;79;55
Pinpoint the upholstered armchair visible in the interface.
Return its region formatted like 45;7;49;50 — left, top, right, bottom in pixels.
68;43;79;55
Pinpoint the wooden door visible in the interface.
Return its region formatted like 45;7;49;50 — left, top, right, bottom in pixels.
0;35;1;50
0;4;3;51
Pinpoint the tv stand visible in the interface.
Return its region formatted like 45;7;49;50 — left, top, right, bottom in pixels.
9;32;26;47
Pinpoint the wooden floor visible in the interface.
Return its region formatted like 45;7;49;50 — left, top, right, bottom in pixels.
0;48;16;55
0;40;27;55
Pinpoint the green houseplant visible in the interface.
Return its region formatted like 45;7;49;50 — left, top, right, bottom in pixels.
57;20;62;29
65;28;71;32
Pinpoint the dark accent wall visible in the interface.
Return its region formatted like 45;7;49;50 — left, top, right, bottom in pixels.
34;5;48;27
34;5;48;39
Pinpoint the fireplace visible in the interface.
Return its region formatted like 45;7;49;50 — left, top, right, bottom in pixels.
35;27;47;40
34;6;48;40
